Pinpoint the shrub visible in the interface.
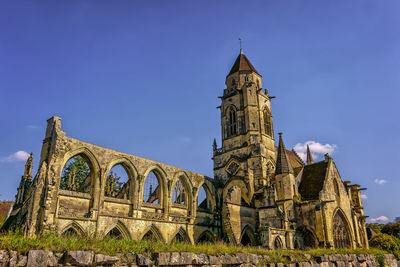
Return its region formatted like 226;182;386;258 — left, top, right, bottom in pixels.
369;233;400;259
381;222;400;238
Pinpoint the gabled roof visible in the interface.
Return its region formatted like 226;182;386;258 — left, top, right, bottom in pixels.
227;51;260;76
298;160;329;201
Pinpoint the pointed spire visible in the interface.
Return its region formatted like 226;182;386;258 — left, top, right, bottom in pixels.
306;144;314;165
275;133;293;175
227;51;260;77
213;138;217;150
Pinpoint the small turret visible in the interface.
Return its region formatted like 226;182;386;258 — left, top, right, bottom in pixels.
306;144;314;165
275;133;293;175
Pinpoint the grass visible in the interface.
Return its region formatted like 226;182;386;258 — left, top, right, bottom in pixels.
0;231;388;263
0;217;390;263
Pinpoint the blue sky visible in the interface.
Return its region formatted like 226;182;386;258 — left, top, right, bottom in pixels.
0;1;399;223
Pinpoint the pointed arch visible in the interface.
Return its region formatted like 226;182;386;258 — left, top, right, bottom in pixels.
104;220;131;240
296;226;318;249
141;224;165;243
171;171;192;209
61;221;86;237
141;165;168;208
171;227;191;244
196;181;216;212
274;236;283;249
225;105;238;138
59;147;101;195
197;231;215;244
103;157;138;201
263;107;273;137
240;225;256;246
332;208;352;248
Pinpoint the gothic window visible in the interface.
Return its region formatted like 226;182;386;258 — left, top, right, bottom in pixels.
105;164;130;200
143;171;161;205
173;179;186;206
231;78;236;86
274;236;283;249
227;107;237;137
245;76;249;82
197;185;211;211
62;228;79;237
60;154;92;193
263;108;273;137
106;228;123;240
332;210;351;248
197;231;214;244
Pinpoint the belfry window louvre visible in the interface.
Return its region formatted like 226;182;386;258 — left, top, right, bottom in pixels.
263;109;273;137
227;108;237;137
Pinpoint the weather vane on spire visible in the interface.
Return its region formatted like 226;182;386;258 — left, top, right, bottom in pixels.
238;37;242;53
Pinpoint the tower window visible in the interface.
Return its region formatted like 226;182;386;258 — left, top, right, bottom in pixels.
227;108;237;137
231;79;236;86
245;76;249;82
263;108;273;137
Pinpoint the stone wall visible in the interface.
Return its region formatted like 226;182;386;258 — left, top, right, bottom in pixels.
0;250;398;267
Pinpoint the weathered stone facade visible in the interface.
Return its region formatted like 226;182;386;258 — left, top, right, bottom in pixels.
2;50;368;249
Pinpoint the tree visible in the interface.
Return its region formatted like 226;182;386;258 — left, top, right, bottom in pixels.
60;155;91;193
370;233;400;259
381;222;400;239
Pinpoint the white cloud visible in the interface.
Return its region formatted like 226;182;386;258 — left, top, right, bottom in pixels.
370;216;389;223
1;151;30;163
293;141;337;162
374;179;387;185
361;194;367;199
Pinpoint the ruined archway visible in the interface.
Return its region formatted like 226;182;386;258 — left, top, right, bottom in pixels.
197;231;215;244
141;224;165;243
171;228;190;244
296;226;318;249
274;236;283;249
332;209;352;248
240;226;255;246
104;163;132;200
141;166;167;208
60;153;94;193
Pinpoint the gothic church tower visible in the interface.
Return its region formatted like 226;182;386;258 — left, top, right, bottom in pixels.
213;50;277;199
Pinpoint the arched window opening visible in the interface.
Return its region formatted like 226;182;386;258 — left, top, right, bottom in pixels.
143;171;161;205
263;109;273;137
294;238;301;250
106;228;123;240
142;229;158;242
332;211;351;248
60;154;92;193
173;178;186;206
105;164;130;200
231;78;236;86
227;108;237;137
274;236;283;249
172;229;189;244
197;231;214;244
62;228;79;237
296;227;317;249
197;185;210;211
241;232;252;246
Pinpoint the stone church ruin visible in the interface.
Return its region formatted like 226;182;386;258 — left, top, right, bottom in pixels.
2;50;369;249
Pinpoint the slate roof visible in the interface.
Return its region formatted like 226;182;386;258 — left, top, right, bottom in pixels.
227;51;260;76
275;133;294;175
298;160;329;201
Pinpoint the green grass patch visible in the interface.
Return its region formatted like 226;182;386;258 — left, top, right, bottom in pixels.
0;230;390;263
